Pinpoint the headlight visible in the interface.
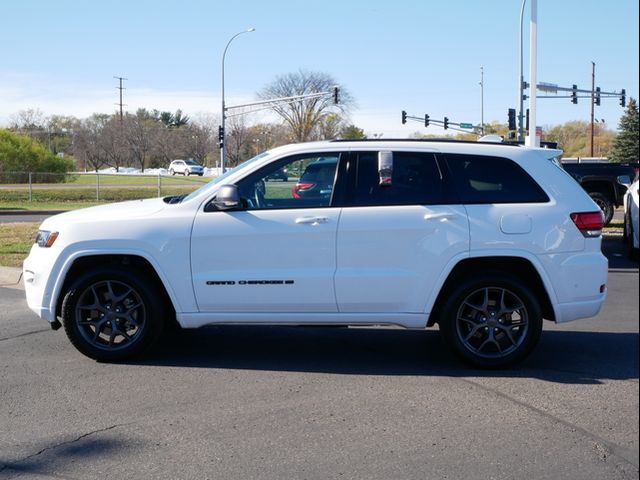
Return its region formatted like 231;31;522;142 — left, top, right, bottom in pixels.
35;230;59;248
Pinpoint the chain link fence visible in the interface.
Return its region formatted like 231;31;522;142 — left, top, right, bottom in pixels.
0;171;211;203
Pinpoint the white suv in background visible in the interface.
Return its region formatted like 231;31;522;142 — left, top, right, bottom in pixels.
23;140;608;367
168;159;204;176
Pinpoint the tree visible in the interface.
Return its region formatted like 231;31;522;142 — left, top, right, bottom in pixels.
123;109;157;172
339;124;366;139
100;116;128;172
609;98;639;163
258;70;353;142
74;114;110;171
0;129;74;181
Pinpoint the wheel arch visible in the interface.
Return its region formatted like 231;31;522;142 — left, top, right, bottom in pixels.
427;256;556;327
54;253;178;325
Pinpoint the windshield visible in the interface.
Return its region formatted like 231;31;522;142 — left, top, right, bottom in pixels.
185;160;200;166
181;151;270;203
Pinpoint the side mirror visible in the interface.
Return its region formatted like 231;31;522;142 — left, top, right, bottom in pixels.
378;151;393;187
211;184;241;210
617;175;632;187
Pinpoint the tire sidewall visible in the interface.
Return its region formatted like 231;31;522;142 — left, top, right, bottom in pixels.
61;266;165;361
439;273;543;368
589;192;614;226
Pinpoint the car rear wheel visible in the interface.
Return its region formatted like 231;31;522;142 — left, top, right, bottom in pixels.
61;266;165;361
589;192;614;226
439;274;543;368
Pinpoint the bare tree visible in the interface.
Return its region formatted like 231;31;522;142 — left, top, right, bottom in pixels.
226;115;251;167
258;70;353;142
74;114;110;171
9;108;48;146
123;110;157;172
100;116;128;172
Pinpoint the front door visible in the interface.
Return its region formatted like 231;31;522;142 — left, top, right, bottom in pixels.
191;152;344;313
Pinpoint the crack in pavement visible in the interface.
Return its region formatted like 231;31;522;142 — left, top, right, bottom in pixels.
458;377;639;469
0;328;50;342
0;422;133;477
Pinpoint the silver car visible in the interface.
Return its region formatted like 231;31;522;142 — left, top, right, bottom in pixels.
168;159;204;176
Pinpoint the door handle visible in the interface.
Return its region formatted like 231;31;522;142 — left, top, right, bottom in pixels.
423;212;460;222
295;216;329;225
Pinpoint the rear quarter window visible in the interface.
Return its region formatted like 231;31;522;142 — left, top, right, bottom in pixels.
445;153;549;204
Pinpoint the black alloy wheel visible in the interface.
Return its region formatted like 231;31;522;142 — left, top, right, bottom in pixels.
439;274;543;368
61;266;165;361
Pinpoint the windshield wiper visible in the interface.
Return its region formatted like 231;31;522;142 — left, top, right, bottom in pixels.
163;194;187;204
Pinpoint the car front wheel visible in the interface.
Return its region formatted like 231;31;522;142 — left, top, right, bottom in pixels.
439;274;543;368
61;266;165;361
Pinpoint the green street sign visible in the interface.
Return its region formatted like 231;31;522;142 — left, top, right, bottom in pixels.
460;123;473;129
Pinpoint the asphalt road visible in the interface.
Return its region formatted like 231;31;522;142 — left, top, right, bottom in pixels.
0;244;638;479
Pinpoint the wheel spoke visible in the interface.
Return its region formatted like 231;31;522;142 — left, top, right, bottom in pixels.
75;279;146;352
456;285;530;360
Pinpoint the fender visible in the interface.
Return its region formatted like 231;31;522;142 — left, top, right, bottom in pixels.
47;247;188;322
421;248;560;322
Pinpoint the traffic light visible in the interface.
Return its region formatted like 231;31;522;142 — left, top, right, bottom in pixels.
526;108;530;132
595;87;601;106
508;108;516;130
443;117;449;130
401;110;407;124
424;114;430;127
333;86;339;105
620;89;626;107
218;125;224;147
571;85;578;104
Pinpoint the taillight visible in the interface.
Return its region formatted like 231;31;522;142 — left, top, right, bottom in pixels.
570;211;604;238
292;182;316;199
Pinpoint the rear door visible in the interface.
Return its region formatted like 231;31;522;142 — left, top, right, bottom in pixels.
335;150;469;313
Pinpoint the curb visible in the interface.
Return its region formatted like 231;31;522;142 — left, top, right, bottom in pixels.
0;266;24;290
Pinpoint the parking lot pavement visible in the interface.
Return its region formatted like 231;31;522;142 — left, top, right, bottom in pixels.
0;239;637;479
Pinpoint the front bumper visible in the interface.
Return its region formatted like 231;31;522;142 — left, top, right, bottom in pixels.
23;246;58;323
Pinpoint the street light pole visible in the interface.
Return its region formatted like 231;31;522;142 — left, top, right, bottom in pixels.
220;28;255;173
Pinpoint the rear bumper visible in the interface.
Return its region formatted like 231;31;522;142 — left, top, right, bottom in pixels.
555;296;606;323
538;250;607;323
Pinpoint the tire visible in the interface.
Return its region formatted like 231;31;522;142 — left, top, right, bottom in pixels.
169;169;175;176
438;273;543;368
627;214;639;261
185;170;190;176
589;192;614;226
61;266;166;361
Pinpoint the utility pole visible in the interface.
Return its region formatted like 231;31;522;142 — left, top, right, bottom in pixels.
114;76;127;122
525;0;538;147
590;62;596;157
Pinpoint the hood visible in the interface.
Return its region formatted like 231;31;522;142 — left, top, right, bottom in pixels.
40;197;167;229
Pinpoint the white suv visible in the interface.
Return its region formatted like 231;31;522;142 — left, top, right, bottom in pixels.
23;140;608;367
168;159;204;176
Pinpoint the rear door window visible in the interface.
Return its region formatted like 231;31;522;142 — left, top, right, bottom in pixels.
349;151;455;206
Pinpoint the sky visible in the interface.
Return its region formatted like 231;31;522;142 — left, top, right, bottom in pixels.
1;0;638;137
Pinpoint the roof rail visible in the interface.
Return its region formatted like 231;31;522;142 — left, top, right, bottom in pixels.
329;138;522;147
